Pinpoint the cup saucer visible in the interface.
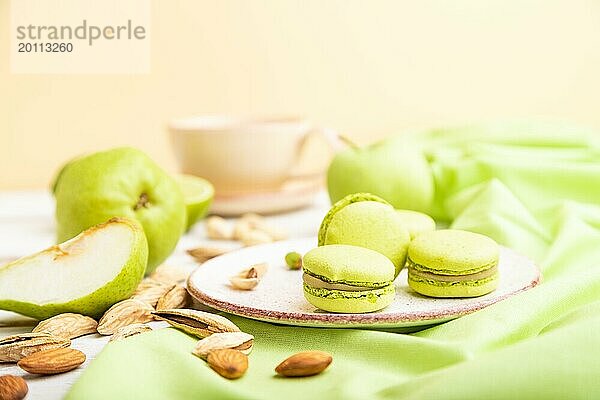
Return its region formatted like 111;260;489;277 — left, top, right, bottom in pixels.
210;177;323;216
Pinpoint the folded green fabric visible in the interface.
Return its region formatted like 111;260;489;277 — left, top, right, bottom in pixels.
67;122;600;400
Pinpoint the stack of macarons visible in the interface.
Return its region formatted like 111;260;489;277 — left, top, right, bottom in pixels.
302;193;500;313
317;193;411;277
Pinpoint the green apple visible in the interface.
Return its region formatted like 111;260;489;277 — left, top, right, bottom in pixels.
174;174;214;231
50;156;80;194
0;218;147;320
54;147;186;273
327;137;434;214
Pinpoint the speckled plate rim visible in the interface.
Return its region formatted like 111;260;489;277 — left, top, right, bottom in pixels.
187;239;542;329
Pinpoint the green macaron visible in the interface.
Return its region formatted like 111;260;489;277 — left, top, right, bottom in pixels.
318;193;410;277
407;229;499;298
303;244;396;313
395;210;436;239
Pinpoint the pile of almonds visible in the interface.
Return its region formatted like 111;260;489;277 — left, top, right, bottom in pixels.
151;307;332;380
95;264;192;337
0;263;191;399
0;331;86;399
187;213;288;265
0;238;329;398
207;213;288;245
151;308;252;379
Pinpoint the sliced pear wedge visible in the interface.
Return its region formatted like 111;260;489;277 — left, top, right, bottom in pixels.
175;174;214;231
0;217;148;320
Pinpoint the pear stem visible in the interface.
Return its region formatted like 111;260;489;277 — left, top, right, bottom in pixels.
134;193;150;210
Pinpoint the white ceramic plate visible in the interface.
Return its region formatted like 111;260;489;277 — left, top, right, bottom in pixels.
188;238;541;329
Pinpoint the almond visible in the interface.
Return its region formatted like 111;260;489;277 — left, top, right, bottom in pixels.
32;313;98;340
0;375;28;400
245;263;268;278
192;332;254;359
156;285;189;310
0;333;70;362
229;276;259;290
150;264;191;285
206;216;233;240
207;349;248;379
232;219;253;240
240;229;273;247
229;263;268;290
97;299;154;335
109;323;152;342
258;225;288;241
131;278;175;307
239;213;264;226
275;351;332;377
17;348;85;375
187;246;231;264
235;213;287;241
152;309;240;338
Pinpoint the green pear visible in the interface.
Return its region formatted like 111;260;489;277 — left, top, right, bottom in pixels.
50;157;78;194
0;218;147;320
327;138;434;214
54;147;186;272
174;174;214;231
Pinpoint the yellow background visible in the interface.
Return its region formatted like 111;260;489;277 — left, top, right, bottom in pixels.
2;0;600;189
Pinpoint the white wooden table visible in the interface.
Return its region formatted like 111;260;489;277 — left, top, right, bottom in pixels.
0;190;328;399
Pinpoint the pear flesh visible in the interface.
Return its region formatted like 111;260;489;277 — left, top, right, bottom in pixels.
0;217;147;320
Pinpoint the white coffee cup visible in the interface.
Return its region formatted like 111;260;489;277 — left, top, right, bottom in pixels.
170;115;339;195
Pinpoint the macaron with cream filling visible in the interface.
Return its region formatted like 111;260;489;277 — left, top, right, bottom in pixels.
318;193;410;277
407;229;499;297
302;244;396;313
